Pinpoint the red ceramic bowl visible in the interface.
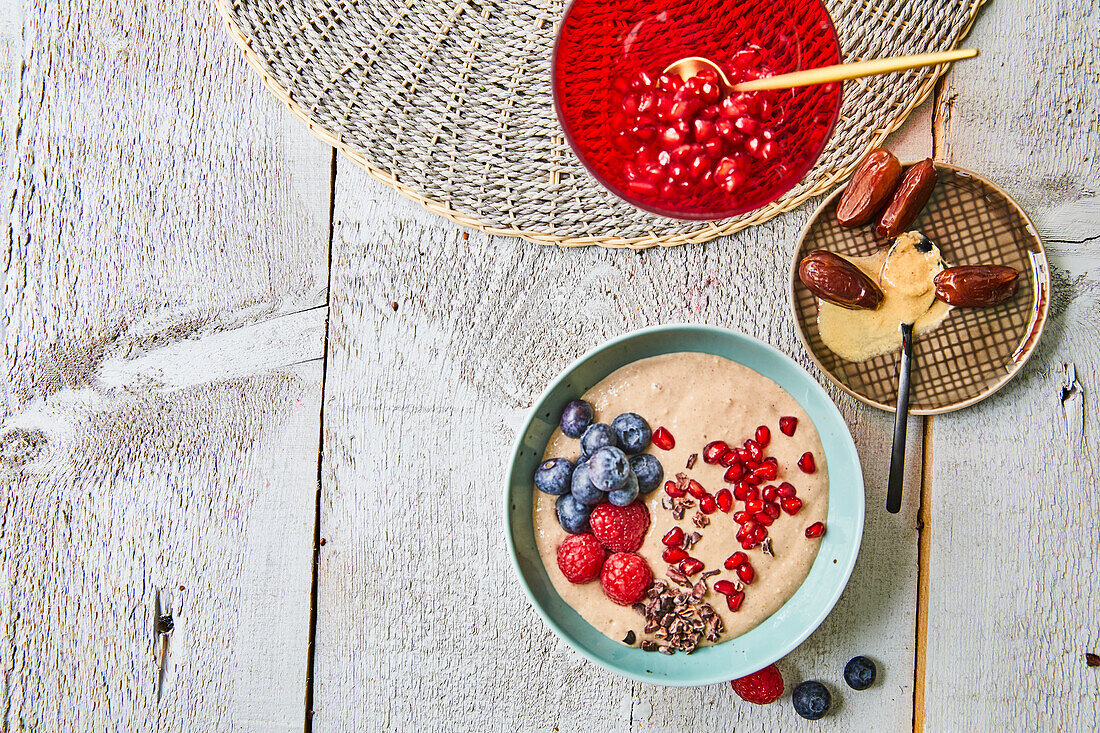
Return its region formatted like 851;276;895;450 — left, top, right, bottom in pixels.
553;0;843;220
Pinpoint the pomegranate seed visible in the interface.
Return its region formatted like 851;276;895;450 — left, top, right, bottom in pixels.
742;520;757;534
735;447;752;463
798;452;817;474
723;463;745;483
622;93;640;115
777;482;797;498
715;488;734;513
757;140;777;161
630;71;655;90
659;126;686;149
781;497;804;515
741;540;756;550
688;154;710;179
636;92;656;115
700;494;718;514
719;450;740;468
656;73;682;93
746;487;760;502
726;591;745;612
736;563;755;584
732;510;752;524
745;498;764;514
687;479;707;499
662;546;689;563
669;98;703;122
719;95;750;118
763;502;781;519
744;439;763;462
779;416;798;437
679;557;704;576
652;427;675;451
664;480;687;498
713;579;738;596
699;81;720;104
702;138;725;158
626;180;658;195
805;521;826;538
755;425;771;447
715;118;737;139
762;485;777;502
734;116;760;136
750;464;778;483
753;526;767;542
724;552;748;570
754;511;773;526
733;483;752;501
702;441;728;464
662;526;685;547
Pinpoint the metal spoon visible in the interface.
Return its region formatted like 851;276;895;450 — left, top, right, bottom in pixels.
663;48;978;93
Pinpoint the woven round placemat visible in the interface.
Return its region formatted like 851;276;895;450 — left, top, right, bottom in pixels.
215;0;988;247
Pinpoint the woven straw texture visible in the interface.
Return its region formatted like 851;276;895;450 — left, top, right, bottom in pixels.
216;0;988;247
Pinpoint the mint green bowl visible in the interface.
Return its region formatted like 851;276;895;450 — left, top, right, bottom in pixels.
504;325;865;686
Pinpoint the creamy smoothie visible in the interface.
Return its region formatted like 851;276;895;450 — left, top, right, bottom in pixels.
534;352;828;648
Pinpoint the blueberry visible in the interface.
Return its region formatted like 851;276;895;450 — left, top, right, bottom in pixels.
587;446;630;492
610;412;652;454
792;681;831;720
555;494;592;534
570;461;607;506
608;471;639;506
629;454;663;493
844;656;876;691
560;399;594;439
580;423;618;458
533;457;574;495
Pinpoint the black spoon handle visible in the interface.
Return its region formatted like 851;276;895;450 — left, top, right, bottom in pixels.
887;322;914;514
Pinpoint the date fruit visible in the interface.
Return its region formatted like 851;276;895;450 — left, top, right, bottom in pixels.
836;148;902;227
799;250;885;310
876;159;938;239
934;265;1019;307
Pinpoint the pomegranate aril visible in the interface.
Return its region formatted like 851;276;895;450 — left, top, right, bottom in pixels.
751;463;778;482
777;482;797;498
659;126;686;149
688;155;710;179
757;140;777;161
679;557;704;576
734;116;760;136
753;526;768;542
798;452;817;474
724;552;748;570
723;463;745;483
622;93;640;115
733;510;752;524
626;180;658;195
669;98;703;122
805;521;826;538
703;440;729;465
652;427;675;451
754;511;773;526
715;118;736;139
699;81;721;104
741;540;756;550
763;502;781;519
713;579;738;596
700;494;718;514
702;138;725;158
755;425;771;448
656;73;682;93
745;498;764;514
781;497;803;515
664;480;687;498
636;92;656;116
742;520;757;534
733;483;752;501
719;450;739;468
662;546;689;563
662;526;685;547
719;95;750;118
631;124;657;142
630;71;655;91
726;591;745;612
735;447;753;463
687;479;707;499
715;488;734;513
762;485;777;502
736;563;755;584
779;416;798;437
744;439;763;462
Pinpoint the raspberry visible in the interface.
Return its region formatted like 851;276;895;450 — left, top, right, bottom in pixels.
589;501;650;552
600;552;653;605
556;534;607;584
730;663;784;704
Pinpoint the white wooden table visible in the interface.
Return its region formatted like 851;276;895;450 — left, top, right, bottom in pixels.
0;1;1096;730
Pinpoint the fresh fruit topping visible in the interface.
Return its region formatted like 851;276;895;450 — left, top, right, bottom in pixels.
844;656;877;690
755;425;771;447
713;579;738;596
762;484;777;502
662;546;689;563
736;563;755;584
792;680;831;720
534;457;574;495
555;494;593;534
590;501;651;552
702;440;729;464
763;502;781;519
679;557;704;576
724;552;748;570
629;454;664;493
687;479;707;499
664;479;687;498
733;483;752;501
719;450;739;467
750;462;778;483
730;663;784;704
744;439;763;462
723;463;745;483
600;552;654;606
754;511;773;526
805;521;826;539
607;471;640;507
745;498;765;515
556;533;606;583
715;488;734;513
781;497;803;515
777;482;797;498
580;422;618;457
560;399;594;438
611;412;652;454
798;451;817;474
652;426;676;450
726;590;746;612
570;461;607;506
732;510;751;524
753;526;767;542
700;494;718;514
661;526;685;547
588;446;631;491
779;416;798;437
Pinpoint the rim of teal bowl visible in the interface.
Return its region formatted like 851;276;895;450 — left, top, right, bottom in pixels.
504;324;865;686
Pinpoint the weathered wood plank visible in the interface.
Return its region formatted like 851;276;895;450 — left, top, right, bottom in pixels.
925;1;1100;730
314;102;931;729
0;0;331;727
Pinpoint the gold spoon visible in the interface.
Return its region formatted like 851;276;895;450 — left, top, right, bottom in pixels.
664;48;978;93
